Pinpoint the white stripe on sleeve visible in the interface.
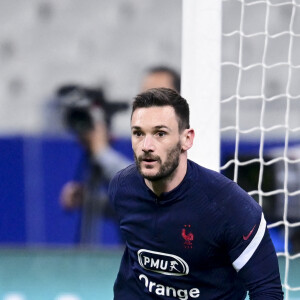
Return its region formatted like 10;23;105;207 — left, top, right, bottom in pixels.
232;213;266;272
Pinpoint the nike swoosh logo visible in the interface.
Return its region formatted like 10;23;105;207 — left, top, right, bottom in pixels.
243;225;256;241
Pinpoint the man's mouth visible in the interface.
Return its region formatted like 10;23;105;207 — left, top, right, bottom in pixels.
138;156;160;165
143;158;156;163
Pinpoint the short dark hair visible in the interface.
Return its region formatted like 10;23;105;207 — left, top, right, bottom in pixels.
147;66;181;93
132;88;190;132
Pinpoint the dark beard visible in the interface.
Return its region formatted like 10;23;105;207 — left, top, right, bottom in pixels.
134;141;182;182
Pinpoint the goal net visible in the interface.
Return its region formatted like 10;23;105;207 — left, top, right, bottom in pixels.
182;0;300;298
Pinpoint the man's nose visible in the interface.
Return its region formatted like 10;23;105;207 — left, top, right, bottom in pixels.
142;135;155;152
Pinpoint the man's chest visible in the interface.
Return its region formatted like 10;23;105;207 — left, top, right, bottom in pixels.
118;198;227;271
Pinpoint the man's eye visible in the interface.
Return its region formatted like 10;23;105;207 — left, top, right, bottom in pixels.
133;131;142;137
157;131;166;137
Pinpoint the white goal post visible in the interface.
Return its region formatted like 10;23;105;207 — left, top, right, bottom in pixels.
181;0;300;299
181;0;221;172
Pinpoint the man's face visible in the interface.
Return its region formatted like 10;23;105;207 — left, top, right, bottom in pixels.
131;106;183;182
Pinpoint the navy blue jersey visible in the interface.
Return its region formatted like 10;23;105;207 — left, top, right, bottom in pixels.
108;160;283;299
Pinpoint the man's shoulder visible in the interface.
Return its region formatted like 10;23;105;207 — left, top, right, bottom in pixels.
188;160;259;210
188;160;232;196
111;163;140;184
188;159;229;181
109;163;141;201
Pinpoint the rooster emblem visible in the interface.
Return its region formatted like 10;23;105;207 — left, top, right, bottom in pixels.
182;225;194;248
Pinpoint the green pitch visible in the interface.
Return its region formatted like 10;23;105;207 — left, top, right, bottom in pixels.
0;249;299;300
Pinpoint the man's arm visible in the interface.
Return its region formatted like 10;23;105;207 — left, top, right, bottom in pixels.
85;122;131;179
237;224;284;299
220;182;284;299
93;146;131;179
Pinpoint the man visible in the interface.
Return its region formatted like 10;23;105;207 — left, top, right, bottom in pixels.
58;85;131;245
141;66;181;93
108;88;283;299
60;119;130;244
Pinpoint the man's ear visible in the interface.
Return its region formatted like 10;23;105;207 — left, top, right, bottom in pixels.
181;128;195;151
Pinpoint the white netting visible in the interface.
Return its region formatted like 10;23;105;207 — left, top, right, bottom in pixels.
221;0;300;297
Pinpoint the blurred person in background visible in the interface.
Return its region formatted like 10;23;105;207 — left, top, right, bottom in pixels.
58;84;131;245
141;65;180;93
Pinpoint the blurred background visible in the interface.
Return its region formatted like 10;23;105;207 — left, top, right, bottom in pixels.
0;0;181;246
1;0;300;299
0;0;182;299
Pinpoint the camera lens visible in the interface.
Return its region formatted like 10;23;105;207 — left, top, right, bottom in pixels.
65;108;94;135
